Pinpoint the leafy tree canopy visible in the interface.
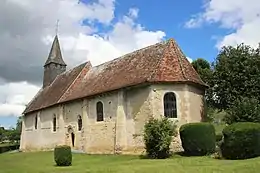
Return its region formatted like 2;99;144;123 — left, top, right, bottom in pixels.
212;44;260;110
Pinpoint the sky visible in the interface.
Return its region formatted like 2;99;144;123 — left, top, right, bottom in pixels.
1;0;260;128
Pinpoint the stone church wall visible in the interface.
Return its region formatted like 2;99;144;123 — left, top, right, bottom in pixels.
20;106;65;151
20;83;204;154
83;92;118;154
63;101;83;150
149;83;204;152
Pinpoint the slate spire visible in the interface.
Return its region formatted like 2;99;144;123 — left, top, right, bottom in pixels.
43;35;67;88
44;35;66;67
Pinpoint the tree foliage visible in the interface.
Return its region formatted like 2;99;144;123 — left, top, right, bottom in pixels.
0;116;22;144
224;97;260;124
193;44;260;114
192;58;212;85
212;44;260;110
192;58;215;120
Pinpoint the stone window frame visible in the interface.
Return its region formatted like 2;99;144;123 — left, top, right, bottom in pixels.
163;92;178;119
53;114;57;132
78;115;82;131
96;101;104;122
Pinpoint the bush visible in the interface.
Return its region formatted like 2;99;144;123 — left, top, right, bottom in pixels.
179;122;216;156
224;97;260;124
0;144;20;154
54;145;72;166
216;133;223;142
143;118;177;159
220;122;260;160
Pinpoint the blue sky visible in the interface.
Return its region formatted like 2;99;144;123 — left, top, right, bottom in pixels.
83;0;231;62
0;116;17;129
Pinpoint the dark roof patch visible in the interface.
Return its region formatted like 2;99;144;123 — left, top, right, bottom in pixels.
44;35;66;66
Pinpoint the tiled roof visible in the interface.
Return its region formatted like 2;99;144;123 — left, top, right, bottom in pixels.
23;38;206;114
23;63;86;114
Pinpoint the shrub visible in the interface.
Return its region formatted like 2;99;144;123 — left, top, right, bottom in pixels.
143;118;177;159
0;144;20;154
220;122;260;160
179;122;216;156
224;97;260;124
216;133;223;142
54;145;72;166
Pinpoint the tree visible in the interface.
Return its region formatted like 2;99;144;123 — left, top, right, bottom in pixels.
212;44;260;110
192;58;212;84
192;58;216;121
0;127;5;142
16;116;22;134
5;128;20;144
224;97;260;124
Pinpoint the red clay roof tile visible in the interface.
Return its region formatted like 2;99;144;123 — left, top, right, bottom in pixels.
23;62;87;114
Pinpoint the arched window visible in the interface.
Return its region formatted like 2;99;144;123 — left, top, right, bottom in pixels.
163;92;177;118
53;114;57;132
35;115;38;130
96;101;104;122
78;115;82;131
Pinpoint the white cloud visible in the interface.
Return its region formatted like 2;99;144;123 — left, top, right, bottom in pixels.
186;57;193;63
128;8;139;19
0;81;40;117
0;0;166;117
185;0;260;49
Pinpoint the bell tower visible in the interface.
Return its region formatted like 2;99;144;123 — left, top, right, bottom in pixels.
43;35;66;88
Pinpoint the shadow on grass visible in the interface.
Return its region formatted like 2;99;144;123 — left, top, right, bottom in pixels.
139;151;175;160
174;151;193;157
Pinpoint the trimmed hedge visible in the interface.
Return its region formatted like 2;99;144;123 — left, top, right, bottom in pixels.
0;144;19;154
179;122;216;156
221;122;260;160
54;145;72;166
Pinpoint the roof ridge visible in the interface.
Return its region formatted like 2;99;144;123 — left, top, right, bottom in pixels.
170;39;188;80
147;39;172;81
58;62;90;103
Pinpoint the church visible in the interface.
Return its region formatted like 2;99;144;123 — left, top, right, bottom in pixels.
19;35;207;154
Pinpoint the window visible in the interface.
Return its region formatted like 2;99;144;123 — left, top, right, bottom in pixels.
163;92;177;118
78;115;82;131
53;114;57;132
35;115;38;129
96;101;104;121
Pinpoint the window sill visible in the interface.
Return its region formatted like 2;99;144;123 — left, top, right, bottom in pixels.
167;118;179;123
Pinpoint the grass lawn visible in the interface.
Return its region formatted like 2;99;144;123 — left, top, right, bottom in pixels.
0;152;260;173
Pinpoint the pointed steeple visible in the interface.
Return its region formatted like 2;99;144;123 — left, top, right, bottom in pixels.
44;35;66;67
43;35;67;88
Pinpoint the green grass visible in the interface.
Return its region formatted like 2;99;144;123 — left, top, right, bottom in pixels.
0;152;260;173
